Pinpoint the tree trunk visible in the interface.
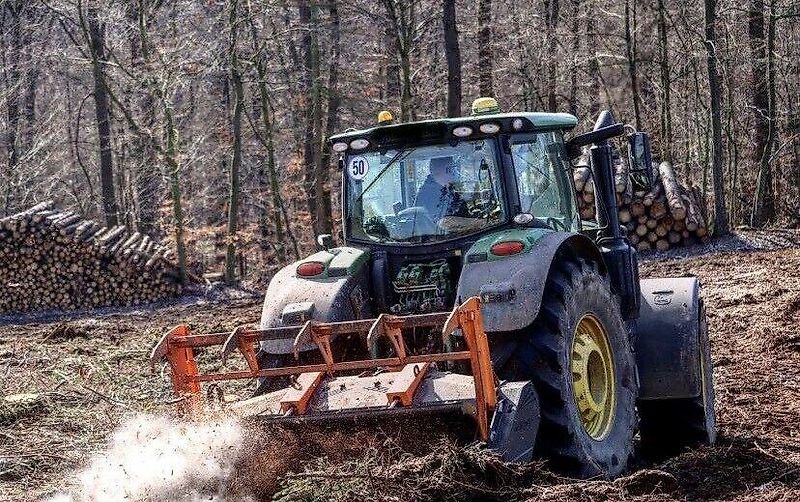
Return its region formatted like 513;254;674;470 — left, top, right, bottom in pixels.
384;19;401;108
477;0;493;96
164;105;186;281
245;3;297;260
129;1;159;235
704;0;728;234
544;0;560;112
2;1;24;215
225;0;243;284
568;0;580;117
624;0;642;130
86;3;119;226
586;0;600;117
299;1;324;236
383;1;415;121
657;0;673;162
315;0;341;236
750;0;776;226
442;0;462;117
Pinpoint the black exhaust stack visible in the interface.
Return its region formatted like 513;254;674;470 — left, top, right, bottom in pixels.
590;111;622;241
588;111;641;320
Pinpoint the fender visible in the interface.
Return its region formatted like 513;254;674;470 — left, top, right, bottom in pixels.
456;229;605;332
258;247;372;354
635;277;703;399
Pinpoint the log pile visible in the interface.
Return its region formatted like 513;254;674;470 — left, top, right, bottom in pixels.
574;160;709;252
0;201;184;313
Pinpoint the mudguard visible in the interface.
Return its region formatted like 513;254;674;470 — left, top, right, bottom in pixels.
635;277;702;400
258;247;372;354
456;229;604;332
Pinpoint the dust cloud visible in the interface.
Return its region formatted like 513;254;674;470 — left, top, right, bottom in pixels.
48;414;254;502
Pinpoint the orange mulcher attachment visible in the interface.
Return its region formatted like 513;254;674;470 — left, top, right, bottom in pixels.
150;297;498;440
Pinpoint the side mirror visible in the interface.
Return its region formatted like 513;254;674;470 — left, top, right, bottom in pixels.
627;132;654;191
316;234;333;251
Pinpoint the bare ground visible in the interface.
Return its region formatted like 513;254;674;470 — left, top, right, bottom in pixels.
1;237;799;501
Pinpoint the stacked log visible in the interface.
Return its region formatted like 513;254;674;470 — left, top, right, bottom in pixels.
574;160;709;252
0;201;184;313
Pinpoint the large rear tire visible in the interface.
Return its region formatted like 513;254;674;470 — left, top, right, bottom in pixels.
493;256;638;478
638;302;717;453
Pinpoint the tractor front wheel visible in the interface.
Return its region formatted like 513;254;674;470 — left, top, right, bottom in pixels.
494;256;638;478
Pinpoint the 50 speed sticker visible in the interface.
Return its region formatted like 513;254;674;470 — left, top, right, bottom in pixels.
348;156;369;180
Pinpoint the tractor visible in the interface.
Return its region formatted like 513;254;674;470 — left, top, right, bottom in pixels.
151;97;716;478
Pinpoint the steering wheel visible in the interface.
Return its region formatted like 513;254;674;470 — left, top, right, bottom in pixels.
396;207;438;236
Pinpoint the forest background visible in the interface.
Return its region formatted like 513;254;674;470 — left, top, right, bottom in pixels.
1;0;798;283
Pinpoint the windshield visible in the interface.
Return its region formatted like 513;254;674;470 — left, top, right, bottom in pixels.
345;139;506;243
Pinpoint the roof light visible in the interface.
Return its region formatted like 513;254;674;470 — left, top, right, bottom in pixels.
512;118;524;131
377;110;394;125
349;138;370;150
471;97;500;115
479;122;500;134
452;126;473;138
296;261;325;277
490;240;525;256
332;142;348;153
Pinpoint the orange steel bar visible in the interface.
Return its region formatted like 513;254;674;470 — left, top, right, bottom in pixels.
195;351;473;382
442;297;497;441
279;371;325;414
150;325;203;414
386;362;431;406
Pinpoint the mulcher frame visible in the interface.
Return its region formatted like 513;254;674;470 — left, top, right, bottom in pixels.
150;296;498;440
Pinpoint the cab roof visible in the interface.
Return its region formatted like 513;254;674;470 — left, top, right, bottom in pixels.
329;112;578;148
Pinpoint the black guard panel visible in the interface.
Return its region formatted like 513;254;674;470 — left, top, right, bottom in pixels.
636;277;702;400
456;232;604;333
488;381;540;462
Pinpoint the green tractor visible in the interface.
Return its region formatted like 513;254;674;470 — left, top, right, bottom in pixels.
152;98;716;478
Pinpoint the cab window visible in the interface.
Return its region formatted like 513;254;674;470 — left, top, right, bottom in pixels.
510;132;577;231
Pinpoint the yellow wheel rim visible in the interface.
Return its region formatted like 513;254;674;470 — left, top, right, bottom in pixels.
571;314;616;440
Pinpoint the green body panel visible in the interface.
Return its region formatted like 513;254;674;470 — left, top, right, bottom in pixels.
329;112;578;144
466;228;553;262
295;247;370;281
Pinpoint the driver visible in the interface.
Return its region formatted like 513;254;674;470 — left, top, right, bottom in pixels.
414;156;467;221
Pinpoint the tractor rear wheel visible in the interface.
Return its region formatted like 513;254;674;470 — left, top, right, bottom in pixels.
493;256;637;478
638;302;716;453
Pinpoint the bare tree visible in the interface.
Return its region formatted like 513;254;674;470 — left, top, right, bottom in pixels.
477;0;493;96
225;0;243;283
704;0;728;234
657;0;674;162
82;0;119;226
443;0;461;117
544;0;560;112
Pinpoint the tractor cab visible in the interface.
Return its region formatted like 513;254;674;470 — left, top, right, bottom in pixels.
328;98;599;317
332;99;580;248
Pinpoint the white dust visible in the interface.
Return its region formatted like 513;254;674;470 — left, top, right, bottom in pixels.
49;414;253;502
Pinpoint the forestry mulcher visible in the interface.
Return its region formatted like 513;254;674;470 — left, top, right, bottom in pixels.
151;98;716;477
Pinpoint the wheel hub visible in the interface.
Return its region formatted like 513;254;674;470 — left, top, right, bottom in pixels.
571;314;616;440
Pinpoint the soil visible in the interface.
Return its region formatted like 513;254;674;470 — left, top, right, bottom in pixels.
1;234;799;501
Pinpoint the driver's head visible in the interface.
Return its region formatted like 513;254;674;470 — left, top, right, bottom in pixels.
430;156;457;186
